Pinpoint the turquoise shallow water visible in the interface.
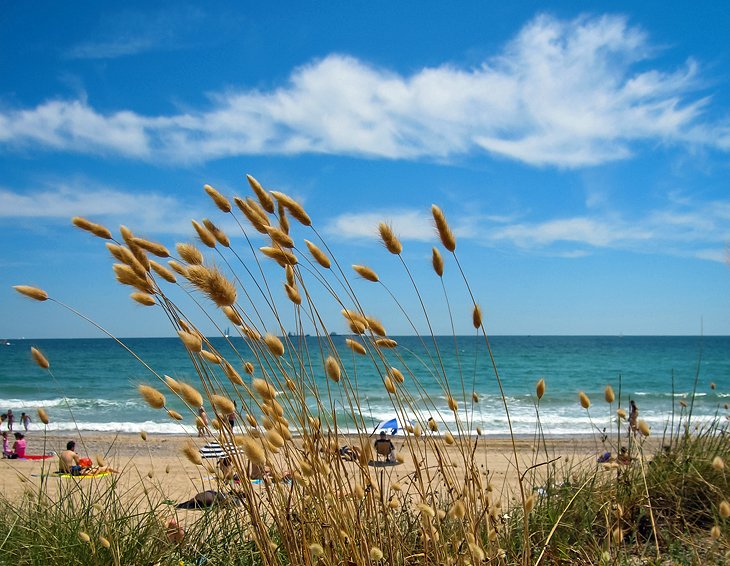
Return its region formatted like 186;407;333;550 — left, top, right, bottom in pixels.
0;336;727;436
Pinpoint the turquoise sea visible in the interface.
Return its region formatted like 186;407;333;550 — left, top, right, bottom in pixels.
0;336;728;436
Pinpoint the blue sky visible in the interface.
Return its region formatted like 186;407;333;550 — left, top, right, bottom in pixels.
2;1;729;338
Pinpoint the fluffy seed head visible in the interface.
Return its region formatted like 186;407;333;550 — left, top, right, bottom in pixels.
113;263;154;294
472;304;482;328
13;285;49;301
131;237;169;258
140;431;147;441
284;283;302;305
617;408;627;420
234;197;269;233
168;260;187;277
98;536;111;549
252;378;276;400
264;333;285;357
428;418;438;432
211;395;235;415
536;378;546;400
579;392;591;409
149;260;176;283
244;362;254;375
431;247;444;277
365;316;386;336
638;419;650;436
525;494;537;514
605;385;615;404
711;525;721;540
265;225;294;248
352;264;378;282
31;347;50;369
78;531;91;544
202;218;230;247
178;330;202;352
72;216;112;239
369;546;383;561
131;292;156;306
200;350;221;364
241;436;266;465
325;356;341;382
241;325;261;340
37;407;49;424
139;385;166;409
179;383;203;408
384;376;396;394
167;409;183;421
223;362;243;386
270;190;311;226
431;205;456;252
186;265;237;307
266;429;285;449
444;432;455;445
304;239;331;269
713;456;725;471
345;338;366;355
246;174;275;212
448;500;466;519
378;222;402;255
389;367;404;384
222;305;243;326
447;395;458;412
375;338;397;349
260;246;298;266
720;500;730;518
176;242;204;265
203;184;232;213
183;442;202;465
192;220;216;248
679;400;688;408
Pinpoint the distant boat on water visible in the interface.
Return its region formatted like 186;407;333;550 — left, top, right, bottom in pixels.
2;339;10;346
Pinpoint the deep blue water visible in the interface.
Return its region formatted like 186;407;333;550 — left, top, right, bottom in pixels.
0;336;727;436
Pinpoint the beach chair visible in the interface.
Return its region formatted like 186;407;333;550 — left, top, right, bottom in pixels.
374;438;395;463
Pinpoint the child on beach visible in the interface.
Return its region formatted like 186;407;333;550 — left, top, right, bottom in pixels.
20;412;31;431
7;433;26;459
2;431;11;457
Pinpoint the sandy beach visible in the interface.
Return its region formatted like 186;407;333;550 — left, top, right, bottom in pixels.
0;431;620;509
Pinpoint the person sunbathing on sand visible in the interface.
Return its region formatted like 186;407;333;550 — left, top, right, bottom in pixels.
58;440;118;475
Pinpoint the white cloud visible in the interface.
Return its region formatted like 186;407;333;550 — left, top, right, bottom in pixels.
0;183;204;236
326;195;730;263
1;14;723;166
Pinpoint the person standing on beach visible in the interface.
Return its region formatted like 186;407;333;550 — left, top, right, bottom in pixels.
6;410;14;431
197;407;209;437
629;400;639;435
226;400;237;430
20;412;31;432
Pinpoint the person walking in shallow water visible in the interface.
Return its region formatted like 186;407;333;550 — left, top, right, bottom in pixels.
20;412;31;432
629;400;639;436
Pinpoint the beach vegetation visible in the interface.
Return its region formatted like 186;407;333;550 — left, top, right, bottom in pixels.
3;176;729;565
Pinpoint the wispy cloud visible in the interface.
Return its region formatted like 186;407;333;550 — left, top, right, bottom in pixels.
2;14;725;167
327;195;730;263
65;6;208;59
0;182;204;236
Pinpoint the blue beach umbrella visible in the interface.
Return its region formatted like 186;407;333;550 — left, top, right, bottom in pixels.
373;418;400;435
